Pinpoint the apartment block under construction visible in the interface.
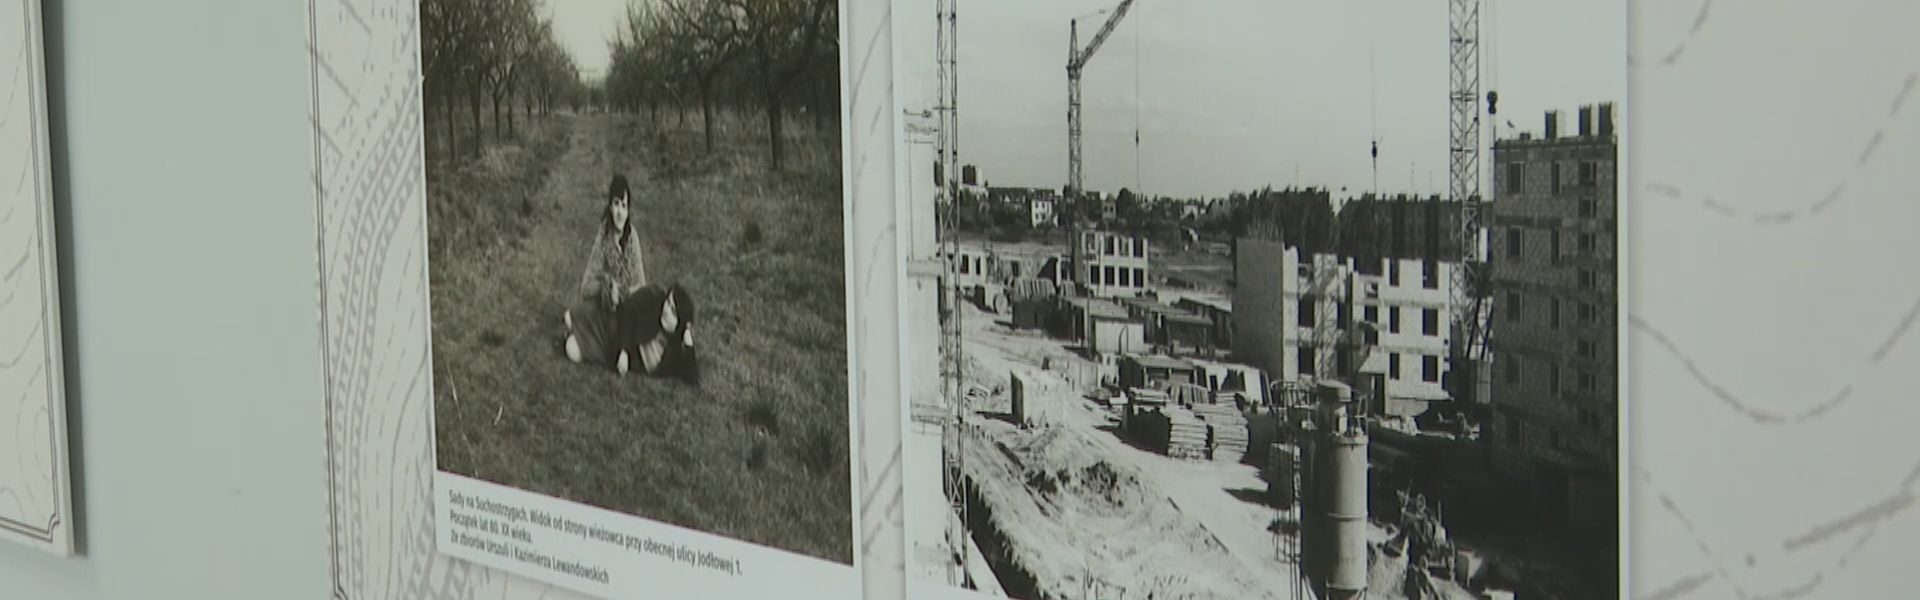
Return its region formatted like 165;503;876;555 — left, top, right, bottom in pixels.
1487;103;1619;536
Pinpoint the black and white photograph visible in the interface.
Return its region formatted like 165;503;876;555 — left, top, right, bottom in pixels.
419;0;853;575
898;1;1623;599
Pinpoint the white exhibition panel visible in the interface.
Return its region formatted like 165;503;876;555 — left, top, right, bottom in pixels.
0;0;71;557
0;1;1911;600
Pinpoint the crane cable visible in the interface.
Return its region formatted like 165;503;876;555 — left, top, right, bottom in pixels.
1133;5;1142;197
1486;0;1499;135
1488;0;1498;92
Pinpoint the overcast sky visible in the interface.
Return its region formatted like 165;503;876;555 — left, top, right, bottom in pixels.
897;0;1624;200
548;0;632;82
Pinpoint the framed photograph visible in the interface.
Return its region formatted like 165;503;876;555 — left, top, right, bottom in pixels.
0;0;74;557
893;1;1626;599
311;0;860;598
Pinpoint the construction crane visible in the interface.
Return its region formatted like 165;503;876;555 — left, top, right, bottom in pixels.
1066;0;1136;206
932;0;970;589
1448;0;1493;403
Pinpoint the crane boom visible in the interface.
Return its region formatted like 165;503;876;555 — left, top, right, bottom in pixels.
1067;0;1136;206
1069;0;1136;70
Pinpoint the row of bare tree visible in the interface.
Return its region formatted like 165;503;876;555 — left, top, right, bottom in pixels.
606;0;839;171
421;0;586;161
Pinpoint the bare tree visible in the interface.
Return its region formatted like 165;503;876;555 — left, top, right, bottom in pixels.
421;0;579;159
732;0;834;171
600;0;838;170
658;0;750;152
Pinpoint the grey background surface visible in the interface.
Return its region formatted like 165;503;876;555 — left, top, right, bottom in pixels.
0;1;1912;599
0;0;330;597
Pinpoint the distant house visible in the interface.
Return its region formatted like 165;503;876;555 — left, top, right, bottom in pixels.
938;244;995;290
1070;229;1151;299
1119;297;1218;356
1188;359;1270;406
1163;312;1214;354
1008;278;1061;331
1029;194;1056;228
1063;297;1145;357
1173;296;1234;352
1118;354;1198;390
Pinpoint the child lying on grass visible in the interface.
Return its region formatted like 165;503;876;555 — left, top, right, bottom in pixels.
561;174;699;384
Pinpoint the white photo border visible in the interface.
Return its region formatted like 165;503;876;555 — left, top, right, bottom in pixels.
308;0;882;598
885;2;1632;599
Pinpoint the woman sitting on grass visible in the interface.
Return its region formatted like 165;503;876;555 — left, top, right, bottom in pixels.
564;174;648;371
561;175;702;384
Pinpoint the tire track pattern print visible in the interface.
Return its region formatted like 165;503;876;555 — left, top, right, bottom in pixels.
1629;1;1920;598
0;0;71;557
310;0;557;597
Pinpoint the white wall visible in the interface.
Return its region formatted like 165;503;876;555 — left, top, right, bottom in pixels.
1090;320;1145;357
0;0;330;598
1355;257;1452;403
1229;237;1293;381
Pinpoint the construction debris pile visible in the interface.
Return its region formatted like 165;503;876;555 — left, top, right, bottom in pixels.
960;425;1269;600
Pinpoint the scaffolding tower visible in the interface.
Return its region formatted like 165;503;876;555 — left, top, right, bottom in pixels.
1449;0;1491;367
933;0;970;589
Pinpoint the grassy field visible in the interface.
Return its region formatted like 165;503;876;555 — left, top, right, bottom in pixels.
427;111;852;564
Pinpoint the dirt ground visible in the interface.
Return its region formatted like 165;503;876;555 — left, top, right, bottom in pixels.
940;302;1524;600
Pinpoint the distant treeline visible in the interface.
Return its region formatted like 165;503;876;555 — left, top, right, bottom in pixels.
422;0;588;161
606;0;840;171
421;0;839;173
955;185;1462;263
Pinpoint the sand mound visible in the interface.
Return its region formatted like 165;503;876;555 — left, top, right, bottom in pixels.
964;426;1274;599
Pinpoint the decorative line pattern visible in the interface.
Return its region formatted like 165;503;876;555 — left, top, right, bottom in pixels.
1628;2;1920;594
312;0;502;597
1643;71;1917;226
1631;0;1714;67
0;0;72;556
847;2;907;598
1635;456;1920;600
1628;291;1920;426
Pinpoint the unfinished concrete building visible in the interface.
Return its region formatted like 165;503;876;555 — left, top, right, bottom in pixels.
1070;228;1151;299
1232;213;1458;417
1487;103;1619;536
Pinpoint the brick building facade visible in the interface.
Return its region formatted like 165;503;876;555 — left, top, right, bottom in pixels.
1487;103;1619;536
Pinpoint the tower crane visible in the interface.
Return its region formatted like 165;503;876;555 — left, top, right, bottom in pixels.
1066;0;1136;209
1450;0;1494;402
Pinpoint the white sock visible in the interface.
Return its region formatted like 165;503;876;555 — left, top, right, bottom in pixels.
639;338;665;373
565;335;583;363
617;350;630;375
660;294;680;334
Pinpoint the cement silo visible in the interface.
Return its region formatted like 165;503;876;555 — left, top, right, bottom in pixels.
1322;421;1369;598
1303;382;1369;600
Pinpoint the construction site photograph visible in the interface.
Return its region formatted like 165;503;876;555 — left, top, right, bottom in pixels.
896;1;1623;598
421;0;855;567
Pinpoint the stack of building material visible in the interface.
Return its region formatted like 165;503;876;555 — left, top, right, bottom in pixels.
1169;381;1211;407
1165;407;1211;460
1191;402;1250;463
